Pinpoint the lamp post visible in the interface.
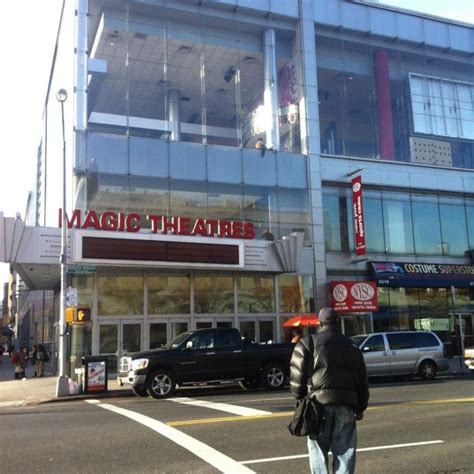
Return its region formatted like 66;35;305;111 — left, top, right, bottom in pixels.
56;88;69;397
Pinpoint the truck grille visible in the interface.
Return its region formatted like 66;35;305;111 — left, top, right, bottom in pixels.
119;356;132;374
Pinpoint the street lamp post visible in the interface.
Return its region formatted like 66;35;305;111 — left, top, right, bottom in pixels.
56;88;69;397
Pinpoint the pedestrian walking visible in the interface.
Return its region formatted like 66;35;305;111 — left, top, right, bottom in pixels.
289;307;369;474
35;344;48;377
14;346;30;379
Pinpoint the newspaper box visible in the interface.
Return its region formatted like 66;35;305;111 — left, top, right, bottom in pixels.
82;356;108;394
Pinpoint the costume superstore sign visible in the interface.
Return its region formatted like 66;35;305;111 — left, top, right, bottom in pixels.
369;262;474;288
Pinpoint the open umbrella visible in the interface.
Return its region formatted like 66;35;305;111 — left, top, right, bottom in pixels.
283;314;319;328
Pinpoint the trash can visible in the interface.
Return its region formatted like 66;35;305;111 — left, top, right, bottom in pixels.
82;356;108;394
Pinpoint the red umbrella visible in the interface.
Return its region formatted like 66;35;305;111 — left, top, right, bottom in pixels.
283;314;319;328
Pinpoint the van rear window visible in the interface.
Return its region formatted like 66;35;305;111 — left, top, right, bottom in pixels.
414;332;438;347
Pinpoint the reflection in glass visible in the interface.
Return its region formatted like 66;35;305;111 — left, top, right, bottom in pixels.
382;199;414;254
98;275;144;315
412;202;442;255
240;320;256;342
279;275;314;313
439;204;469;256
363;197;385;253
123;324;141;353
148;275;190;314
194;275;234;314
150;323;167;349
259;321;274;343
171;322;188;340
238;276;275;313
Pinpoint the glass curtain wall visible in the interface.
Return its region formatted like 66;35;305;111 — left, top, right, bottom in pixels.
323;188;473;257
316;34;474;169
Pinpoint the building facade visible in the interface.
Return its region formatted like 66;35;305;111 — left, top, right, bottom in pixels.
1;0;473;373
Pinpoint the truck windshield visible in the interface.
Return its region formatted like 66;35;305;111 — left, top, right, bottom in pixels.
351;335;367;347
161;332;192;349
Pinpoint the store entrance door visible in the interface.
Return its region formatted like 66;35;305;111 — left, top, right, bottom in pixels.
99;321;142;373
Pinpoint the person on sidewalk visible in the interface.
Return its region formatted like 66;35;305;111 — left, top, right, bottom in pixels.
289;307;369;474
35;344;48;377
16;347;30;379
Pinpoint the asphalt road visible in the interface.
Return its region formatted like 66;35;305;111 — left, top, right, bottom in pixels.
1;377;473;473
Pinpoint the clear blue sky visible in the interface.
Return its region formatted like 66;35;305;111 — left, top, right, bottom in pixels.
0;0;472;300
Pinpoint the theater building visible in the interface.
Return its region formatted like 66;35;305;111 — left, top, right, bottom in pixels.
1;0;473;373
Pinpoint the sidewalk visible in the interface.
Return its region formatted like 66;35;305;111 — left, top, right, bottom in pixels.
0;355;131;407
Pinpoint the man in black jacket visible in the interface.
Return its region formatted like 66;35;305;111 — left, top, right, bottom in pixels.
290;307;369;474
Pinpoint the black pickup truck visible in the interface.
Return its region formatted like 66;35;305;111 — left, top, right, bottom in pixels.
119;327;294;398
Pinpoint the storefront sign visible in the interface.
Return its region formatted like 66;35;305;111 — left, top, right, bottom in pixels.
59;209;255;240
331;281;378;313
351;176;365;255
370;261;474;288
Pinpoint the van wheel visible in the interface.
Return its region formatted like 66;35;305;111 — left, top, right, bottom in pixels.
132;385;149;397
146;370;176;399
262;364;286;390
419;361;437;380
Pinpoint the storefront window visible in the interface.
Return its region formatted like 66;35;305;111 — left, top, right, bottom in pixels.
237;276;274;313
194;275;234;314
148;275;190;314
279;275;314;313
98;274;144;315
389;287;419;330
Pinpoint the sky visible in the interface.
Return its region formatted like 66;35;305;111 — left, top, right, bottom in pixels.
0;0;473;300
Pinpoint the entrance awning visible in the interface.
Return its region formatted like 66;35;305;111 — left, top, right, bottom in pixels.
369;261;474;288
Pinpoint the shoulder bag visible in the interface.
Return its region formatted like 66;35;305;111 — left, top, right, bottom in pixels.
288;335;325;437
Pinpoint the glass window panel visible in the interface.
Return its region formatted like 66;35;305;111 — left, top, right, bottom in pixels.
363;197;385;253
412;202;442;255
240;320;256;342
150;323;167;349
98;275;144;315
279;275;315;313
171;321;188;339
467;206;474;248
323;194;342;251
148;275;190;314
237;275;275;313
194;275;234;314
71;275;94;307
439;204;469;256
123;323;141;353
457;84;474;139
170;180;207;219
207;183;244;221
99;324;118;354
259;321;274;343
278;188;310;225
382;199;414;254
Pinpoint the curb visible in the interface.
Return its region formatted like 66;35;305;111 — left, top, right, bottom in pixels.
41;389;133;404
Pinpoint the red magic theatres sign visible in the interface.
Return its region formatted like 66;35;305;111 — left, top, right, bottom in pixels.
59;209;255;240
331;281;378;313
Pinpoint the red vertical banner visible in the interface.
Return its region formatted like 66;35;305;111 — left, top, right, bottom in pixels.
352;175;366;256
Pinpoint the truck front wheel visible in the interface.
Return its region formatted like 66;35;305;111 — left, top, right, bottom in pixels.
262;364;286;390
146;370;176;399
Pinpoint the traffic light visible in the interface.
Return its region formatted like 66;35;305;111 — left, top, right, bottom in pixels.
66;307;75;325
77;308;91;322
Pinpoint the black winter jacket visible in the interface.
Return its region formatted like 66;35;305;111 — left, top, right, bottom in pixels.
289;326;369;413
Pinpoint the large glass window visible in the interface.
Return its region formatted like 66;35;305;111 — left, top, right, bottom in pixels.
467;202;474;248
412;199;442;255
439;199;469;256
148;275;190;314
98;274;144;315
382;197;414;254
237;276;275;313
194;275;234;314
279;275;315;313
363;193;385;253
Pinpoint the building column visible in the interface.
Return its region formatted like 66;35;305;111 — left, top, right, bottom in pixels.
374;49;395;160
263;29;280;150
167;89;181;141
297;0;328;309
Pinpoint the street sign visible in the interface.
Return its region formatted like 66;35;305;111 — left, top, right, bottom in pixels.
67;265;96;274
66;287;78;306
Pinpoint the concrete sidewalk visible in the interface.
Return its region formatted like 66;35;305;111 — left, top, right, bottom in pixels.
0;355;131;407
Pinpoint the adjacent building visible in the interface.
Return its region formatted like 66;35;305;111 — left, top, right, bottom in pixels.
1;0;473;373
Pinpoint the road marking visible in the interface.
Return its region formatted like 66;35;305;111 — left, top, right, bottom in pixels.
166;397;474;427
240;440;444;465
86;400;255;474
169;397;271;416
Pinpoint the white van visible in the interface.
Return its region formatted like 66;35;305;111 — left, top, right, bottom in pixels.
352;331;449;380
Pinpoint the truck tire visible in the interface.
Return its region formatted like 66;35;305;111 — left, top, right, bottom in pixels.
132;385;149;397
146;370;176;399
262;364;286;390
239;378;261;391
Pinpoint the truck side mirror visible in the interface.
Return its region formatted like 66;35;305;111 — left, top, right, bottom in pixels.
185;341;193;350
363;346;371;352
